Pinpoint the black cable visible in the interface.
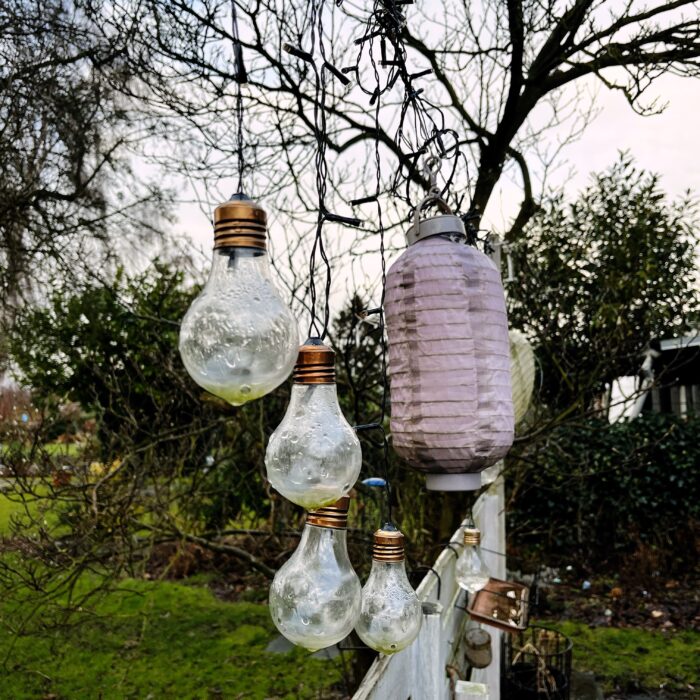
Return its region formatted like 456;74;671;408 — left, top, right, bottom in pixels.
284;0;482;528
230;0;247;194
351;1;473;214
372;44;393;525
302;0;333;340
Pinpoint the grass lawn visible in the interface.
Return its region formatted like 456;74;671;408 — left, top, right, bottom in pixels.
544;619;700;694
0;481;55;536
1;577;347;700
0;489;28;534
0;490;346;699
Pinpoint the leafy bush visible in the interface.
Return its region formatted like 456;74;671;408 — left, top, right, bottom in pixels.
508;156;700;413
508;412;700;574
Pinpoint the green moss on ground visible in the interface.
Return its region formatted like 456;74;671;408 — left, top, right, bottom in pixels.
544;620;700;693
1;578;345;699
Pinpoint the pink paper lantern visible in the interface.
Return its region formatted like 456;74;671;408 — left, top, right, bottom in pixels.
384;211;514;491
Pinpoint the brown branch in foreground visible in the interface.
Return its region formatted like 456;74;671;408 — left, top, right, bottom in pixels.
136;521;276;579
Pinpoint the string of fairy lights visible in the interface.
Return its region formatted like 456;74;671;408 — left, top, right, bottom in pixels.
178;0;524;661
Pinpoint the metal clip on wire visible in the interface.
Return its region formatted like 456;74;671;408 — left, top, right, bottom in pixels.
502;242;516;283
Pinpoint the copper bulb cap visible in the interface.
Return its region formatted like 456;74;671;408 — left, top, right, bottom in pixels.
306;496;350;529
372;528;405;562
293;338;336;384
213;194;267;250
463;528;481;546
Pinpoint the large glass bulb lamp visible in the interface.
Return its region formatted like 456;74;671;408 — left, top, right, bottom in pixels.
355;526;422;654
265;339;361;509
179;194;299;405
455;524;490;594
269;497;361;650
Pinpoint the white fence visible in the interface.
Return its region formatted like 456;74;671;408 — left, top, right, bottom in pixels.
353;470;506;700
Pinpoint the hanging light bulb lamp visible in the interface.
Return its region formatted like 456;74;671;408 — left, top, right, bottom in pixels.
384;158;514;490
269;497;361;651
355;525;422;654
455;519;490;594
179;195;299;405
265;338;361;509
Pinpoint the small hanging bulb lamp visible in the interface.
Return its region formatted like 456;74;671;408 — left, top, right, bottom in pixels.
455;519;490;594
179;194;299;405
384;159;514;490
355;524;422;654
265;338;362;509
269;497;362;650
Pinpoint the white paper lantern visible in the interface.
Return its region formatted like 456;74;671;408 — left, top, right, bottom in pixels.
385;208;514;491
509;329;536;425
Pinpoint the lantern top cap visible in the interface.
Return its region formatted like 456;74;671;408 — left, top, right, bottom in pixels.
406;211;466;246
407;156;466;246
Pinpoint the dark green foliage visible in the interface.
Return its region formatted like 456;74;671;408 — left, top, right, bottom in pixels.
11;265;195;448
508;412;700;573
508;155;700;412
5;263;290;545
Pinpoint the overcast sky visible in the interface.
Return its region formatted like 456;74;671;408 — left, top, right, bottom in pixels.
484;72;700;232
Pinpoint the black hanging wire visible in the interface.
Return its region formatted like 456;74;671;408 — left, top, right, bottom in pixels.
347;17;395;526
308;0;332;339
350;0;473;214
283;0;478;523
347;0;484;526
284;0;361;339
230;0;248;194
370;30;393;525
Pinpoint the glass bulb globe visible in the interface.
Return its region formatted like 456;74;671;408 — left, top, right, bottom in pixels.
456;527;490;594
265;340;361;509
179;196;299;406
355;528;422;654
269;499;361;651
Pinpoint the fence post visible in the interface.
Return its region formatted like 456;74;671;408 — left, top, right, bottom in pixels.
469;464;506;698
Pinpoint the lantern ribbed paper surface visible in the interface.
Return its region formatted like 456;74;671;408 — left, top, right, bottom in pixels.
509;329;536;425
385;231;514;490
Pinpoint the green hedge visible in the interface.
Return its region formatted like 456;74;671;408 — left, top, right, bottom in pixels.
507;412;700;573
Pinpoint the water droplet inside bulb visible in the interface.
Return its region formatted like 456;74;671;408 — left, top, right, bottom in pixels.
301;616;310;626
240;384;251;395
390;643;397;649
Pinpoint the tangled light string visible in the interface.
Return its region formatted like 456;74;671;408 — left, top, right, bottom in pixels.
347;0;474;217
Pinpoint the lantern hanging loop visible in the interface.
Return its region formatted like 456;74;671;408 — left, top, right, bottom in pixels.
413;156;455;221
423;155;442;196
407;157;466;247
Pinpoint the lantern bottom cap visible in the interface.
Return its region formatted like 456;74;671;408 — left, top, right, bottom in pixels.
425;473;482;492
